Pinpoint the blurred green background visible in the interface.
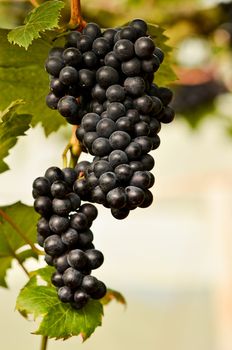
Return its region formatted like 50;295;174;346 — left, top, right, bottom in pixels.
0;0;232;349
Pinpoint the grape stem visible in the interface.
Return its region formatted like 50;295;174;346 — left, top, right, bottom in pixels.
69;0;87;30
28;0;39;7
62;125;82;168
0;209;44;256
40;336;48;350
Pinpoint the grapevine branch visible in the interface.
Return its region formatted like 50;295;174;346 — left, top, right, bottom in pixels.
69;0;87;30
62;125;82;168
0;209;43;256
28;0;39;8
40;336;48;350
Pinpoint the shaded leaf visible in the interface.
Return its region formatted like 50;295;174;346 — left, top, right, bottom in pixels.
8;1;64;49
101;288;126;306
148;24;177;86
0;100;32;173
0;202;39;287
0;29;66;136
16;267;104;340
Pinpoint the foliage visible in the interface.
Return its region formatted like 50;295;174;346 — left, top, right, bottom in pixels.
0;202;39;288
0;29;66;136
16;267;125;340
8;1;64;50
0;100;32;173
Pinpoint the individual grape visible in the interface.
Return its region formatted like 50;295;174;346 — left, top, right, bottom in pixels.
66;31;81;47
140;154;155;170
45;254;54;266
130;19;147;36
51;180;68;198
91;84;106;102
44;234;66;256
139;189;153;208
33;177;50;196
130;171;151;189
70;212;89;232
90;280;107;299
125;186;145;206
107;102;126;121
93;160;112;177
61;228;79;248
91;186;106;204
83;51;98;68
125;141;142;160
120;26;138;42
96;118;117;138
58;286;73;303
62;47;82;66
59;66;78;85
106;85;125;102
73;290;89;309
92;37;111;57
46;93;59;109
57;96;79;119
159;106;175;124
37;233;44;247
114;164;133;182
114;39;134;61
109;150;128;168
45;57;64;77
109;131;131;150
141;55;160;73
134;121;150;136
54;254;70;273
96;66;119;88
34;196;52;216
156;87;173;106
62;168;77;186
116;117;133;133
150;96;163;115
154;47;164;63
76;35;93;52
78;69;95;88
81;275;99;294
52;198;72;216
78;230;94;247
85;249;104;269
111;207;130;219
79;203;98;221
134;136;153;154
83;22;101;40
67;249;88;269
99;172;118;192
134;37;155;58
103;29;117;44
124;76;145;96
133;95;153;114
129;160;143;172
82;113;101;132
83;131;99;150
106;187;127;209
75;161;91;177
121;57;141;76
50;78;66;97
149;118;161;134
92;137;112;157
126;109;140;123
150;134;161;149
49;215;69;234
87;173;99;189
51;271;64;287
37;217;52;238
104;51;121;69
63;267;83;289
48;47;64;58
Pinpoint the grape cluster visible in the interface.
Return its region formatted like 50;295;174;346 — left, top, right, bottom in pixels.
33;166;106;309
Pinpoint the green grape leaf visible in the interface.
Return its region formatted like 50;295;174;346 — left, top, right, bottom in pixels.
16;267;104;341
0;29;66;136
101;288;127;306
8;1;64;50
0;202;39;288
0;100;32;174
148;24;177;86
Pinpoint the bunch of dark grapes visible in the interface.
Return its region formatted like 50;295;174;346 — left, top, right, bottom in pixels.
33;166;106;309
